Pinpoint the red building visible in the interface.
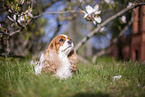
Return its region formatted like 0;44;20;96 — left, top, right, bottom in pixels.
131;5;145;61
108;5;145;62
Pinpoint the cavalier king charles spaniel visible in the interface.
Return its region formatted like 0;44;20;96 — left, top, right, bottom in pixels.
34;34;78;79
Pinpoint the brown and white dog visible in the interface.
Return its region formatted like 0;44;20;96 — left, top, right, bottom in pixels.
34;34;78;79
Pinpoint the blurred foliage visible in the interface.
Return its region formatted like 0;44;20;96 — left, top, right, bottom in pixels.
0;0;47;56
0;0;136;57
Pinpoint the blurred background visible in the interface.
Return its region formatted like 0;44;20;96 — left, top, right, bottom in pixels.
0;0;145;63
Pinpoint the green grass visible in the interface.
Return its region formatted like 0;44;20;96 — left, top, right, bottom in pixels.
0;57;145;97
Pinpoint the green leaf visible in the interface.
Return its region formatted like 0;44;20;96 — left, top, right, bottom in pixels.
40;28;44;34
118;26;121;31
35;31;39;35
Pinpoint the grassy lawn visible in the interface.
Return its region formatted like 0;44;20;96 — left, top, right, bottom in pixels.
0;57;145;97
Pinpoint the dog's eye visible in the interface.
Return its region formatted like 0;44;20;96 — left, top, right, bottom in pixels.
59;39;64;42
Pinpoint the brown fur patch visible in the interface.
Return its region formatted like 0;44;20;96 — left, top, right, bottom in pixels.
68;50;79;72
67;36;71;40
48;35;66;53
42;50;61;74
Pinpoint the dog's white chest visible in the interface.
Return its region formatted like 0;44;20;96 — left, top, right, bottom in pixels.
55;55;72;79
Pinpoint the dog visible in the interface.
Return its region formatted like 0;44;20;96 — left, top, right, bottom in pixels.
34;34;78;79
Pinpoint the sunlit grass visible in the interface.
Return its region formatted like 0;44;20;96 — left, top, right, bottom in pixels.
0;57;145;97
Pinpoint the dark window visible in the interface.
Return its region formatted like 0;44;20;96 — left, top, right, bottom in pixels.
135;50;138;60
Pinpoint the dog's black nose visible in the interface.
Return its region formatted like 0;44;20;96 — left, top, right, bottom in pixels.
67;41;71;45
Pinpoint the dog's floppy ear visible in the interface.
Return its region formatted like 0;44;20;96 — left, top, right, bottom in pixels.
48;40;56;50
68;50;79;72
43;49;60;74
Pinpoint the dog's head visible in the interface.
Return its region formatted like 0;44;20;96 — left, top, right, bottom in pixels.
48;34;74;56
42;34;78;77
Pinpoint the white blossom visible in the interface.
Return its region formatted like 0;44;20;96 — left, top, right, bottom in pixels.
82;4;101;24
13;14;16;20
137;84;141;87
100;27;106;32
79;0;83;2
94;16;101;24
104;0;114;5
13;14;21;24
85;5;101;15
27;8;33;17
13;14;25;24
120;15;126;23
127;2;135;8
20;13;25;21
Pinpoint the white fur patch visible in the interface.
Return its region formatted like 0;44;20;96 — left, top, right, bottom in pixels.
34;53;44;75
55;55;73;79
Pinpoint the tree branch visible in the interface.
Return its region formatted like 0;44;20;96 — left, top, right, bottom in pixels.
74;3;145;51
0;29;21;38
0;29;9;36
33;10;78;19
9;30;21;37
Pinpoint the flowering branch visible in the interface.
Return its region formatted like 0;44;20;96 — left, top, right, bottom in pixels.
74;3;145;51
